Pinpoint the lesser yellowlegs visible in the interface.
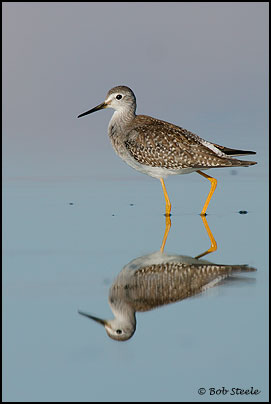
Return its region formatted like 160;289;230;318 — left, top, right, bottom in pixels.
78;86;257;215
78;250;256;341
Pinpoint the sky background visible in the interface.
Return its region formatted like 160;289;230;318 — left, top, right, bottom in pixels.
3;2;268;179
3;2;269;402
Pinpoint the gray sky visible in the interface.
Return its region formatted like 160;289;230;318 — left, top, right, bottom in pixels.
3;2;268;178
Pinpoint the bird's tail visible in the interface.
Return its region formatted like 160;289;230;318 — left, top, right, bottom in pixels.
236;160;257;167
224;264;257;273
213;143;257;157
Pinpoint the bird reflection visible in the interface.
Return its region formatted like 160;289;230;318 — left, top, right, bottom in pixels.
79;216;256;341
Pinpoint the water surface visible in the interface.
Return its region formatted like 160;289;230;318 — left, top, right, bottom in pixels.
3;171;268;402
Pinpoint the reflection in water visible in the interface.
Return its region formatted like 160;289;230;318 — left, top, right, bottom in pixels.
160;215;217;258
79;216;256;341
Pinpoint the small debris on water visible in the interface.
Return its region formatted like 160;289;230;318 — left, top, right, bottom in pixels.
230;169;238;176
69;202;74;205
238;210;248;214
129;203;134;206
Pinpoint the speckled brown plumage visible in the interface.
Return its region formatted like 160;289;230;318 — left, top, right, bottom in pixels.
109;261;256;313
123;115;255;170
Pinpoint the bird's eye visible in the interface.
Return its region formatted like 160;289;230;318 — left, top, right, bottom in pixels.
116;329;123;335
116;94;122;100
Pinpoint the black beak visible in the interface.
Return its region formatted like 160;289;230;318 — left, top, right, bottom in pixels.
77;102;107;118
78;310;108;326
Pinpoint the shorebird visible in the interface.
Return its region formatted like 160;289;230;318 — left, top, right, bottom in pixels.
78;251;256;341
78;86;257;215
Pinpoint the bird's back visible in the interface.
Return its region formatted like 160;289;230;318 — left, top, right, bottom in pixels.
109;261;256;312
122;115;257;170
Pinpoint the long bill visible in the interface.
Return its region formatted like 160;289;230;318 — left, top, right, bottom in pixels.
78;310;108;326
77;102;107;118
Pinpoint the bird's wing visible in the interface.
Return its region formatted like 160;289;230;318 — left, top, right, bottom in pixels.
125;262;256;311
124;116;239;169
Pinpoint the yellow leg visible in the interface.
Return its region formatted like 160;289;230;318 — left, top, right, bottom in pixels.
160;215;172;253
197;170;217;215
195;215;217;259
160;178;171;216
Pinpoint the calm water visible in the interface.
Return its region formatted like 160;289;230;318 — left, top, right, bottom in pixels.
3;168;268;402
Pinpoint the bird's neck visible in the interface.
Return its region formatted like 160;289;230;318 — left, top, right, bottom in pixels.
109;281;136;325
108;109;136;137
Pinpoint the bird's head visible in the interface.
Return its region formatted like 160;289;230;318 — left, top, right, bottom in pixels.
78;310;136;341
77;86;136;118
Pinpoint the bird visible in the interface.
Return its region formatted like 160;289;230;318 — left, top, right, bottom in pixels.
78;250;256;341
78;86;257;216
